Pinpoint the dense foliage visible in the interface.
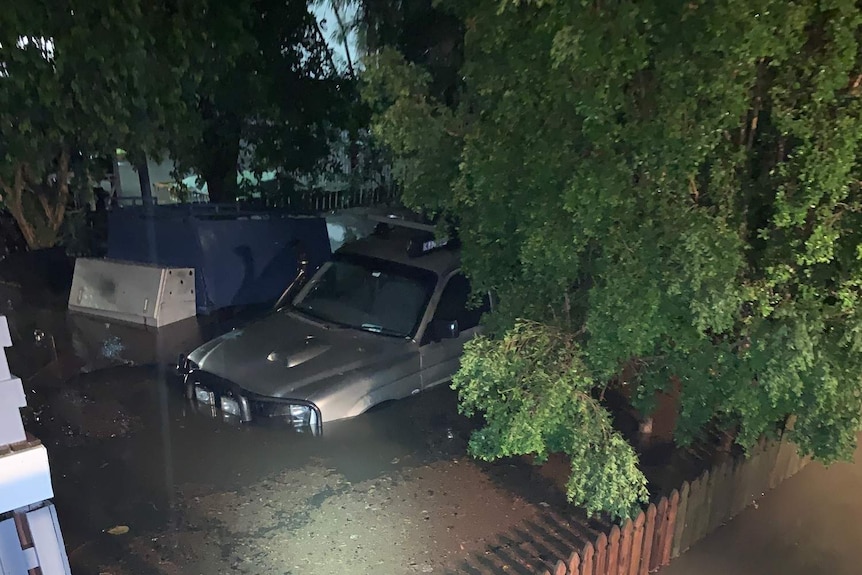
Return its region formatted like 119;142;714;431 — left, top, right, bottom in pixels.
168;0;353;203
365;0;862;517
0;0;200;248
455;320;648;519
1;1;355;244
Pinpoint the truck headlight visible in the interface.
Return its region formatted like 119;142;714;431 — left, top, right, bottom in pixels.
289;404;310;423
288;404;319;429
221;396;241;417
194;385;215;405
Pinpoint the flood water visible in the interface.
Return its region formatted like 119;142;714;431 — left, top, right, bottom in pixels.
6;256;860;575
32;363;511;574
4;277;614;575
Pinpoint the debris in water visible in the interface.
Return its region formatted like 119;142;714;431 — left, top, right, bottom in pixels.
33;329;45;342
101;336;125;359
106;525;129;536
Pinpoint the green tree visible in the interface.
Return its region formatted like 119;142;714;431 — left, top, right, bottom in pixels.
365;0;862;519
168;0;354;204
0;1;202;248
354;0;462;101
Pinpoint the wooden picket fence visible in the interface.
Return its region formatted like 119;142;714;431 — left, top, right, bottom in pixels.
541;434;808;575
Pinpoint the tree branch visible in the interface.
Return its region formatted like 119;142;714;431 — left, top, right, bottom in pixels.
331;3;356;80
313;19;340;76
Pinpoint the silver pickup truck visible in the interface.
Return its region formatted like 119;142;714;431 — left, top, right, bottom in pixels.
177;216;489;433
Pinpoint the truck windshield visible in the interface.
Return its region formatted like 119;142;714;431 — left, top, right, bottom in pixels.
293;255;436;338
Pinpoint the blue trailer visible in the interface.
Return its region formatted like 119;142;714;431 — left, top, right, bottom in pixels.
106;205;331;314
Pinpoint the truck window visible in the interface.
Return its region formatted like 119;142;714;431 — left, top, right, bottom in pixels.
432;273;490;331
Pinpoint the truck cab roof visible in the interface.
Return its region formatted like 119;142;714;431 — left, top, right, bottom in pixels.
336;221;460;278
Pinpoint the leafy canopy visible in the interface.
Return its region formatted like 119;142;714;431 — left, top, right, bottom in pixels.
167;0;355;204
455;320;648;519
365;0;862;518
0;0;204;247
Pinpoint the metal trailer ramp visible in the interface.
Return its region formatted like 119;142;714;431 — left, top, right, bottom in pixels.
68;258;196;327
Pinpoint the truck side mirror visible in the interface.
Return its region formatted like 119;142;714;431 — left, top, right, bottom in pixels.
432;319;460;340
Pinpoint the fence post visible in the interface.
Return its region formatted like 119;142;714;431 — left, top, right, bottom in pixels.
595;532;609;575
619;519;633;575
671;481;689;559
582;541;595;575
628;512;645;575
607;525;621;575
554;559;568;575
640;504;656;575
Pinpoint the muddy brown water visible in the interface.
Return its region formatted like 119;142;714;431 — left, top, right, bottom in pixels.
3;276;714;575
31;363;598;575
3;285;605;575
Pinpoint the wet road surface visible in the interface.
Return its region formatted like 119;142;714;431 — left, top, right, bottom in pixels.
659;435;862;575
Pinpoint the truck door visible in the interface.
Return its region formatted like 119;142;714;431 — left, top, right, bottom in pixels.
419;272;490;390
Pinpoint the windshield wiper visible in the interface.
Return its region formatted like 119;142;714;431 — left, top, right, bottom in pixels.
360;323;406;337
293;306;351;329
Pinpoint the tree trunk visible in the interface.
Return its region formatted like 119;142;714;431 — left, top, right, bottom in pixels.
203;165;237;204
332;4;356;80
136;159;153;205
201;117;241;204
0;154;70;250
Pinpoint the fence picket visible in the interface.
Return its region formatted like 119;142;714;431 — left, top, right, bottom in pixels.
582;541;595;575
660;490;679;566
568;551;581;575
618;519;633;575
595;532;608;575
671;481;689;559
706;462;722;532
650;498;669;572
742;444;760;514
771;437;793;488
628;512;645;575
695;470;716;542
640;504;657;575
529;438;809;575
753;438;772;498
763;439;781;490
730;459;747;517
679;474;700;554
607;525;621;575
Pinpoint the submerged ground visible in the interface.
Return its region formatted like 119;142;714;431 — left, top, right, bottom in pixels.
2;262;717;575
